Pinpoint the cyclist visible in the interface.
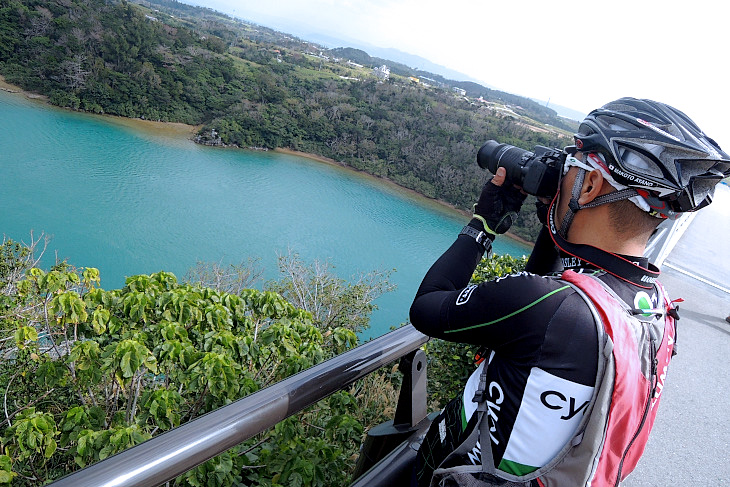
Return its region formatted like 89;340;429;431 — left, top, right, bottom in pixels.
410;98;730;487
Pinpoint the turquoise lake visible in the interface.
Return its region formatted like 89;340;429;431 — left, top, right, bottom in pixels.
0;89;531;339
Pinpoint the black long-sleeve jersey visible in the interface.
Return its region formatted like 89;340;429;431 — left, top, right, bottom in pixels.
410;225;663;483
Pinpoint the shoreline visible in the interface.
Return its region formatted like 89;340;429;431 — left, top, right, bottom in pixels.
0;75;199;139
0;77;48;100
1;75;533;250
274;147;534;249
275;147;472;217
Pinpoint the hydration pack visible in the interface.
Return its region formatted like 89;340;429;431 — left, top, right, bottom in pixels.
429;270;677;487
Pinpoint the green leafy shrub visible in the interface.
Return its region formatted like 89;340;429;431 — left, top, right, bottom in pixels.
0;238;395;486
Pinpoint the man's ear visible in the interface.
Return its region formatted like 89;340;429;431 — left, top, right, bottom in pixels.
577;169;606;205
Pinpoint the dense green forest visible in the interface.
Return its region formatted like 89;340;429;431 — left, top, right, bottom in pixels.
0;0;575;242
0;235;526;486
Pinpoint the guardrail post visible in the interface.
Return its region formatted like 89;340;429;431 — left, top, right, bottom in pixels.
394;349;427;427
351;348;428;481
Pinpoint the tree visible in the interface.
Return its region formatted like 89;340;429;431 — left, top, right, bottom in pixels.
267;250;395;336
183;257;264;295
60;54;89;91
0;238;399;486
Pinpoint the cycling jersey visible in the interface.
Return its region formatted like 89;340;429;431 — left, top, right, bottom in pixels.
410;225;664;486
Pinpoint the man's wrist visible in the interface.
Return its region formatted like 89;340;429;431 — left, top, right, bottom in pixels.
471;215;498;236
459;225;493;253
470;206;498;236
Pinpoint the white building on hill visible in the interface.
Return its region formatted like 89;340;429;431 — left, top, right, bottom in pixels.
373;65;390;80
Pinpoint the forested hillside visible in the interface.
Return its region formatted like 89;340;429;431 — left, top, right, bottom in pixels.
328;46;575;132
0;0;575;241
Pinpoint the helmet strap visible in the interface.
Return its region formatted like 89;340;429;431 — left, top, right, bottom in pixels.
557;167;586;239
557;168;640;239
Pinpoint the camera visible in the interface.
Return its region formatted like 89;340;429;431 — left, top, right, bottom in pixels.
476;140;566;198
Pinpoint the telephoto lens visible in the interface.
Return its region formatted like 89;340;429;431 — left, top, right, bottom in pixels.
476;140;564;198
476;141;534;185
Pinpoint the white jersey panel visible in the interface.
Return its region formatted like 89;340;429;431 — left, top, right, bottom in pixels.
501;367;593;469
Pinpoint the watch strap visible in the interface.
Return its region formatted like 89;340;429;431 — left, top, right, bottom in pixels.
459;225;492;252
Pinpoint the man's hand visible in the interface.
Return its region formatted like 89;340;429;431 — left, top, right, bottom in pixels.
474;167;527;235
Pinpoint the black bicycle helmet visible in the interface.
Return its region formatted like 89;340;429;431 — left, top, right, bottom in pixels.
573;97;730;218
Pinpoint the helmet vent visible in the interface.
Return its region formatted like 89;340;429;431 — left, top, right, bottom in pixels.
677;159;718;186
603;102;638;113
617;146;664;178
601;116;636;132
689;176;719;207
658;123;683;140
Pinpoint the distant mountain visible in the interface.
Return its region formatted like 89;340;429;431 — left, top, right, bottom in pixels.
531;99;586;123
351;43;584;124
177;4;508;90
326;47;577;132
305;35;493;87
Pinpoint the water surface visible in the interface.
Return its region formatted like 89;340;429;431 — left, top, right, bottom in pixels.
0;90;530;339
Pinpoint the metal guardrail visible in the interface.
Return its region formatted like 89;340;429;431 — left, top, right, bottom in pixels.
49;325;429;487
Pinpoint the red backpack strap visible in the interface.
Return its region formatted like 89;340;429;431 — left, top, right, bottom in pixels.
560;270;676;486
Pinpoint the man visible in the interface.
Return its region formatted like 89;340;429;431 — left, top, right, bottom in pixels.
410;98;730;487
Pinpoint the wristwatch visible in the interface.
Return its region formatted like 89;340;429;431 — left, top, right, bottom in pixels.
459;225;492;252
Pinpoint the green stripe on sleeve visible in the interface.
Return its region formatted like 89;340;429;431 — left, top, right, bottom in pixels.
445;285;571;334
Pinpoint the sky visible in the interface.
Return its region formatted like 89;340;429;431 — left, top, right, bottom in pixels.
191;0;728;146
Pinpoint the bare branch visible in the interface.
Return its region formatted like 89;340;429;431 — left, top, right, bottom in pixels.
183;257;263;294
269;249;394;334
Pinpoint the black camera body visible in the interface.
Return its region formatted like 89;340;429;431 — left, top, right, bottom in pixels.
476;140;566;198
